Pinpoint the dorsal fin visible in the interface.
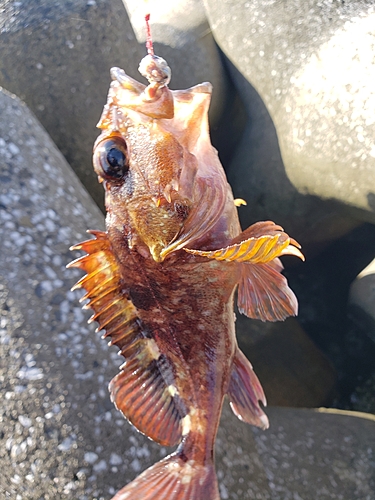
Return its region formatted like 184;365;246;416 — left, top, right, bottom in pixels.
68;231;184;446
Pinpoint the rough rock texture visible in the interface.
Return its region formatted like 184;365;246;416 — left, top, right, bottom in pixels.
1;88;374;499
347;259;375;415
252;407;375;500
236;317;336;408
350;372;375;415
349;258;375;340
203;0;375;251
0;0;227;210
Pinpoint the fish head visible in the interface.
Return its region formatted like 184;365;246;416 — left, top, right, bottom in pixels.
93;54;235;262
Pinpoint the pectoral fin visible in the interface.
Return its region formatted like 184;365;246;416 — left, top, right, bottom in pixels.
227;348;269;430
237;260;299;321
184;221;304;321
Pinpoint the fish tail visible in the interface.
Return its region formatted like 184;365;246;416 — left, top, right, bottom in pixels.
110;451;220;500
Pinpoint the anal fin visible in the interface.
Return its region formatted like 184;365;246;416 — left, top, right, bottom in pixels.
227;348;269;430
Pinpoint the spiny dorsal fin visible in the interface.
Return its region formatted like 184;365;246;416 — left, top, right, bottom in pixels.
68;231;183;446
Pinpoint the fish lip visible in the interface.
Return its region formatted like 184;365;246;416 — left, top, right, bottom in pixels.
109;66;174;119
110;66;168;103
110;67;146;94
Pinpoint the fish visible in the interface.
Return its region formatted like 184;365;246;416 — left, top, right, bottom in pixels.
68;15;304;500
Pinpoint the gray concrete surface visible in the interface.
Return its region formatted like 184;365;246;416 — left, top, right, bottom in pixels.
203;0;375;251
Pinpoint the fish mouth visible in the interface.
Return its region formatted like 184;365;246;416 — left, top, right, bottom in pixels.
109;66;174;120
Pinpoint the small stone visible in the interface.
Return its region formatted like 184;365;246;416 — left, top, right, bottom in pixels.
18;415;32;428
17;366;44;381
84;452;99;464
57;436;75;452
109;453;122;466
8;142;20;155
93;459;107;473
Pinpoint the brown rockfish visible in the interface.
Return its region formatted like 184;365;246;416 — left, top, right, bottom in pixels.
68;21;304;500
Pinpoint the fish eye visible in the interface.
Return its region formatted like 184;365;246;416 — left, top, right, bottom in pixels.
94;136;129;181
